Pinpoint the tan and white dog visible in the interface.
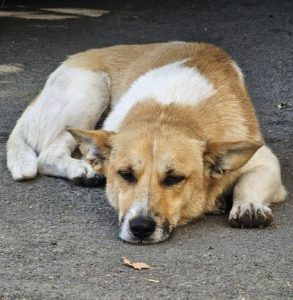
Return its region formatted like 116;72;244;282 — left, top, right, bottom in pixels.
7;42;286;243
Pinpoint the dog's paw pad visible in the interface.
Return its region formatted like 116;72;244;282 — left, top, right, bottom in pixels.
73;174;106;187
229;202;273;228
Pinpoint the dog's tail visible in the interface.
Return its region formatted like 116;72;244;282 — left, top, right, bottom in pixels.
7;116;38;181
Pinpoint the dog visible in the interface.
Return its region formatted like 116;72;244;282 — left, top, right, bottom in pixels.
7;42;287;244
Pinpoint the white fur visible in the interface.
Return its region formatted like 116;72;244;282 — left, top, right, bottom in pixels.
229;145;287;220
231;60;244;86
7;128;38;180
7;65;110;180
37;132;97;179
103;60;216;132
119;199;148;242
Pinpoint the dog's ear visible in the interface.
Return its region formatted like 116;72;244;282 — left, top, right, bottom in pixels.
67;128;115;161
204;140;263;179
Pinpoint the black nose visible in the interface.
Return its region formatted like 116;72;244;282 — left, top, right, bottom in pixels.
129;216;156;240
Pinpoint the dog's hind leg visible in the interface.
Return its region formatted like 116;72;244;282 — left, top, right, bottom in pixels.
7;64;110;181
229;146;287;227
36;65;110;180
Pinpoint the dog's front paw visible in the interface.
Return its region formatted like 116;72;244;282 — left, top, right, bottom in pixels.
66;159;96;179
229;202;273;228
72;173;106;187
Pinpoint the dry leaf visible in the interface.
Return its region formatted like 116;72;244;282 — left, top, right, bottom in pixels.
122;257;152;270
148;279;160;283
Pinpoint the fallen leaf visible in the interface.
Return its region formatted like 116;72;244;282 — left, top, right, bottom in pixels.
148;279;160;283
122;257;152;270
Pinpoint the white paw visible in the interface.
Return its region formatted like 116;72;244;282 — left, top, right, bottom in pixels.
66;159;96;180
9;162;37;181
229;202;273;228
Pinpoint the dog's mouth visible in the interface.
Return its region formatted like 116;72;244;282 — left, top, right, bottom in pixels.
119;216;173;244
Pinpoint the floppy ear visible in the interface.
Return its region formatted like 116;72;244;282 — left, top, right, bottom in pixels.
204;140;263;179
67;128;114;161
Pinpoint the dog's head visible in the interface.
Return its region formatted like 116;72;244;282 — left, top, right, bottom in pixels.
69;127;261;244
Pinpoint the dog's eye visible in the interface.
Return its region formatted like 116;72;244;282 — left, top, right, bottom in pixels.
163;175;185;186
117;170;136;183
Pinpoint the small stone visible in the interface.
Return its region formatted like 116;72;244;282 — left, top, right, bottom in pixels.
277;102;289;109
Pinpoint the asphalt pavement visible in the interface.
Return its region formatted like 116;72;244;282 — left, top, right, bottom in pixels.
0;0;292;299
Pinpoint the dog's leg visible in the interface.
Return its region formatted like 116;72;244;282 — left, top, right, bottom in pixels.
37;132;97;179
229;146;287;227
7;64;110;181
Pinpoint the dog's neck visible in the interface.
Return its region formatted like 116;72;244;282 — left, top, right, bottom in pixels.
118;98;204;140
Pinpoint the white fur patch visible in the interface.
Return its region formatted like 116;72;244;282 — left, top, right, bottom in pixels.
231;60;244;85
103;60;216;132
119;200;148;242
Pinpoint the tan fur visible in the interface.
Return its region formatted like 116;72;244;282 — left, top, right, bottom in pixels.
7;40;285;244
66;43;262;144
98;99;261;224
63;42;281;237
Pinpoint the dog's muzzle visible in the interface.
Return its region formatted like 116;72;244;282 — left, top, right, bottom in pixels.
119;215;172;244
